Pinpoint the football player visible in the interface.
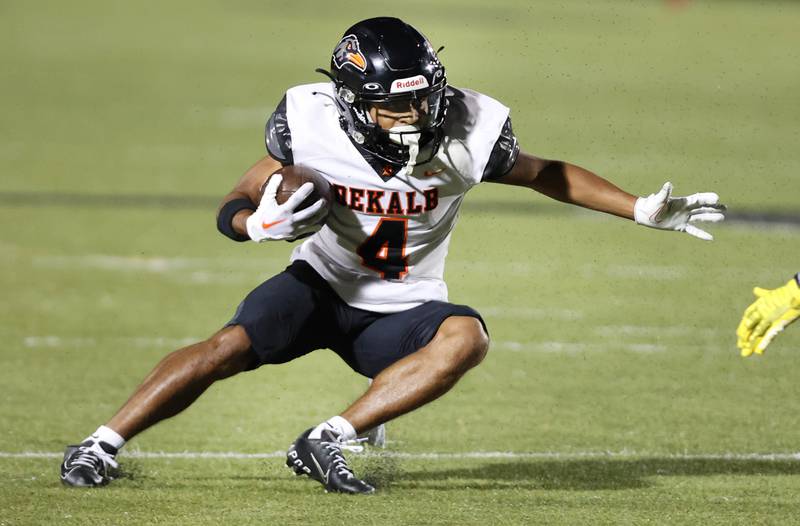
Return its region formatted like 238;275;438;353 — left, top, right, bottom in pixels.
737;274;800;357
61;17;725;493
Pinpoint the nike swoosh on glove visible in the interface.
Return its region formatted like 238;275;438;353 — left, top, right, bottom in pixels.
633;182;726;241
245;173;328;242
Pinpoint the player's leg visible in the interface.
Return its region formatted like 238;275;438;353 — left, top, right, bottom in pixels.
105;325;256;440
287;302;488;494
358;379;385;448
62;262;330;487
342;314;488;433
61;326;256;487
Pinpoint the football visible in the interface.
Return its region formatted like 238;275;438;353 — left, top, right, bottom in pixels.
264;165;332;211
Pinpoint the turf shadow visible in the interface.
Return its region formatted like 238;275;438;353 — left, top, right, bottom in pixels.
395;457;800;491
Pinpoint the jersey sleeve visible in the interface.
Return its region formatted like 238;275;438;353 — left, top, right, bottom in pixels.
481;116;520;181
265;95;293;165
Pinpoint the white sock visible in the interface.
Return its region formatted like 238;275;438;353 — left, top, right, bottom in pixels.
308;416;357;442
85;425;126;450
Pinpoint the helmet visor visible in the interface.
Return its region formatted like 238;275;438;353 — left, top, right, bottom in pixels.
366;86;446;131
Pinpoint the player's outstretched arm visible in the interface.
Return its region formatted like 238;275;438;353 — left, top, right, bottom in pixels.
736;274;800;357
494;151;725;240
216;155;326;242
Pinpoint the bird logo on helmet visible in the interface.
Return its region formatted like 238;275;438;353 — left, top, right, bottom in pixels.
332;35;367;72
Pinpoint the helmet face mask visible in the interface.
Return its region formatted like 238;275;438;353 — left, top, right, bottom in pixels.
325;17;447;167
368;88;446;130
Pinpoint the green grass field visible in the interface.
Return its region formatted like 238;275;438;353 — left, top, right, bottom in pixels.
2;1;799;524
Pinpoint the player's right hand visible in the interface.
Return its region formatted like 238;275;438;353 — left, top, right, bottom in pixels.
245;174;328;242
736;276;800;357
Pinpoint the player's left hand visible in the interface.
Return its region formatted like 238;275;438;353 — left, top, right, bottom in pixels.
736;277;800;357
633;182;726;240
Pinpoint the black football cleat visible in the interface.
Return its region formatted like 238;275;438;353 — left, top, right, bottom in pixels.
60;440;119;487
286;427;375;494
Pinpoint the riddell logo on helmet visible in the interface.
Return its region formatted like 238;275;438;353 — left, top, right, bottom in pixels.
390;75;429;93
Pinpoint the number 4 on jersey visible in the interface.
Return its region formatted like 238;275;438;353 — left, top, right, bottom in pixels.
357;218;409;280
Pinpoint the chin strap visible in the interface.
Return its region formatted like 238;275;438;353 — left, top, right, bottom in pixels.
407;142;420;167
387;125;422;167
314;67;336;81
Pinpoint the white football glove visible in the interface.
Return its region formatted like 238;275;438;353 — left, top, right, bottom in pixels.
633;182;725;241
245;174;328;242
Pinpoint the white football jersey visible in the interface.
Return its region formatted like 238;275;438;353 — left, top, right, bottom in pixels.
284;82;510;312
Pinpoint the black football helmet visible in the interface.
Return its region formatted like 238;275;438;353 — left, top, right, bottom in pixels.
319;17;447;166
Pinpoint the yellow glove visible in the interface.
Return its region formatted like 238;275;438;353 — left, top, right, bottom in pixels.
736;275;800;357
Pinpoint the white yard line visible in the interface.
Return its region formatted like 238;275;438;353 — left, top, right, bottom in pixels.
2;450;799;461
30;254;289;285
493;341;667;353
581;264;688;280
33;254;280;273
593;325;725;338
22;336;200;349
18;336;669;353
20;336;716;354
